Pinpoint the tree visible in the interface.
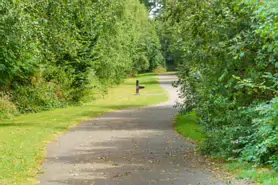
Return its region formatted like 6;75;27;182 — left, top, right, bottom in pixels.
0;0;165;114
156;0;278;169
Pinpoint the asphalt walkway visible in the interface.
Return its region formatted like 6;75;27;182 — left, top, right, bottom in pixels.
39;74;245;185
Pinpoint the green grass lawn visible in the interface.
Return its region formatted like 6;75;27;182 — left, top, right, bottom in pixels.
175;111;204;142
0;73;168;185
175;111;278;185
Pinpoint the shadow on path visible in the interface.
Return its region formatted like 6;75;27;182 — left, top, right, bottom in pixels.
39;74;231;185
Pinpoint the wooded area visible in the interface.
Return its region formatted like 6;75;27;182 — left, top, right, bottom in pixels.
0;0;164;118
1;0;277;176
152;0;278;171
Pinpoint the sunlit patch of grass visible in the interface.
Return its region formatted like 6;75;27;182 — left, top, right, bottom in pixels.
0;73;168;185
175;111;204;142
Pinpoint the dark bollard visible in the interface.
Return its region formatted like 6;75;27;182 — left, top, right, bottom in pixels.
136;80;145;95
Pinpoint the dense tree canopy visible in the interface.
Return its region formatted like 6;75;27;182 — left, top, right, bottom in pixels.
0;0;165;116
155;0;278;170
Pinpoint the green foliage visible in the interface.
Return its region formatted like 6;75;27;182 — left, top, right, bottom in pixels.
240;98;278;170
0;1;40;86
157;0;278;171
152;65;167;73
0;0;165;118
11;78;65;113
0;92;17;119
42;66;74;102
153;66;167;74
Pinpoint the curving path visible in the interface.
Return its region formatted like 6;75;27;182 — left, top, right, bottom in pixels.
39;74;245;185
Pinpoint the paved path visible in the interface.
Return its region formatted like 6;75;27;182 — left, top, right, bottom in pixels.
39;74;241;185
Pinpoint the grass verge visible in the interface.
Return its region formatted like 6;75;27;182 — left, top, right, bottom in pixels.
175;111;278;185
175;111;204;142
223;162;278;185
0;73;168;185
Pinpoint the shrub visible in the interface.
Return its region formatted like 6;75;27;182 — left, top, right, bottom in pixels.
134;54;150;73
42;66;74;102
200;98;278;170
152;65;167;73
11;78;65;113
0;92;17;119
240;98;278;170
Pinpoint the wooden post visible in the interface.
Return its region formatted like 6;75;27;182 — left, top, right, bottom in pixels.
136;80;145;95
136;80;139;95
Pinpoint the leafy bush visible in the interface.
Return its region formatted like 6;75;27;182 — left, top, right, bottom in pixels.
42;65;74;102
0;92;17;119
134;54;150;72
152;65;167;73
240;98;278;170
11;78;65;113
201;98;278;170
